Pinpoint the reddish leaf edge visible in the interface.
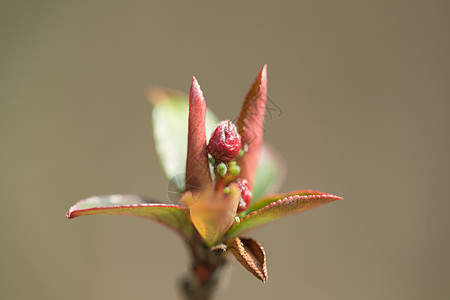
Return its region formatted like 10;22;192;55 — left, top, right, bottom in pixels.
236;64;267;191
247;189;330;214
66;203;189;219
227;193;342;238
66;202;192;240
245;194;342;218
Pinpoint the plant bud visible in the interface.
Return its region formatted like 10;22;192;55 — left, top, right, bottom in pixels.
236;179;252;212
237;148;245;158
217;162;227;177
207;120;242;162
228;164;241;176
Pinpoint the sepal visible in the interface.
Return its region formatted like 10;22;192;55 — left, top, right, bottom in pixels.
227;237;268;282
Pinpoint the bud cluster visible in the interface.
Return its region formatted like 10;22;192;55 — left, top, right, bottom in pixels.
207;120;252;213
208;120;245;178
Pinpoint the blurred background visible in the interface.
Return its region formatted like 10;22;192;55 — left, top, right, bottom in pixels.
1;1;449;299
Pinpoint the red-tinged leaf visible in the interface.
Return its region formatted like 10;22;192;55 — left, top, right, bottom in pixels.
247;189;330;214
66;195;193;239
227;237;268;283
149;86;219;192
236;65;268;191
186;77;212;191
226;193;342;238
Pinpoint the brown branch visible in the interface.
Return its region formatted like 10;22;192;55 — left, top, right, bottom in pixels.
180;234;228;300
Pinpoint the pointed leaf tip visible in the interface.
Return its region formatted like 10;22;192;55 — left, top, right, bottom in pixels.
236;65;268;191
186;76;211;191
227;237;268;282
151;88;220;189
191;76;200;90
190;76;205;109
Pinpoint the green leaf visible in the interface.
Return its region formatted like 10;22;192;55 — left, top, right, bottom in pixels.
150;89;219;191
66;195;193;239
251;143;286;203
226;193;342;239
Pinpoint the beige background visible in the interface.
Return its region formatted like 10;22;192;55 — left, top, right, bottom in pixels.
1;1;449;299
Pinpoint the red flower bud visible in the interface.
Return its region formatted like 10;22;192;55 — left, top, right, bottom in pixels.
236;179;252;212
207;120;242;163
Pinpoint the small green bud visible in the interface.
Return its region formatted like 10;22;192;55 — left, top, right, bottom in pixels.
237;148;245;158
235;216;241;224
217;162;227;177
223;186;230;194
209;156;215;165
228;164;241;176
229;160;237;168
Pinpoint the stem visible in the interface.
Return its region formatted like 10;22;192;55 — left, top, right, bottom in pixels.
180;235;228;300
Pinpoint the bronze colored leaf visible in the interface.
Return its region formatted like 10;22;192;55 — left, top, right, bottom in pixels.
236;65;267;191
66;195;193;239
186;77;212;191
227;193;342;239
227;237;268;283
247;189;330;214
